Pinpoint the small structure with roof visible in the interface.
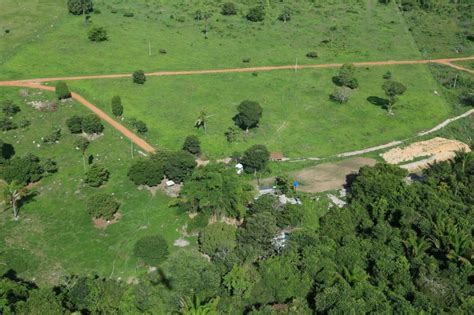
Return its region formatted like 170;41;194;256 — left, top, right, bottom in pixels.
270;152;284;161
235;163;244;175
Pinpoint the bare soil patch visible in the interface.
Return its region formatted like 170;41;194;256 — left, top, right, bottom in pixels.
93;212;122;229
285;157;376;193
382;137;470;164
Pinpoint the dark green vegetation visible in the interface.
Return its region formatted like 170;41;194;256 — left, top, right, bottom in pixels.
2;152;472;313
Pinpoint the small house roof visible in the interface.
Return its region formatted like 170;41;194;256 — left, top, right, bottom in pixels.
270;152;284;160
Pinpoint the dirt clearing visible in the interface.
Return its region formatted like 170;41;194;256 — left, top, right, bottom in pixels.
288;157;376;193
382;137;470;166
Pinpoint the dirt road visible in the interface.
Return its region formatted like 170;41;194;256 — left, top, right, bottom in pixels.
10;82;156;153
0;56;472;85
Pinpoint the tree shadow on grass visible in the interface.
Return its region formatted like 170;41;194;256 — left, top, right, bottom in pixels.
16;190;38;216
367;96;389;109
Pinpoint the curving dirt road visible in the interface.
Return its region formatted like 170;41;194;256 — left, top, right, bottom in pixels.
0;56;472;154
7;82;156;153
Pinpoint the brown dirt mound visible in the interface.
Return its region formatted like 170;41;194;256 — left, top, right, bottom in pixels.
381;137;470;164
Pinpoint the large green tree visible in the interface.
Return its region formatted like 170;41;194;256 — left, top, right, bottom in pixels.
179;164;254;218
241;144;270;174
382;80;407;114
199;222;237;257
233;100;263;132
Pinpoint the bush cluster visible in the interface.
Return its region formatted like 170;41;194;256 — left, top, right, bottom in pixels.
86;194;120;220
66;114;104;134
133;235;169;266
88;27;108;42
85;164;110;187
128;150;196;185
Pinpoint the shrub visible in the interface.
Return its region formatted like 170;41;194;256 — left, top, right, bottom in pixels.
86;194;120;220
43;128;62;144
0;118;18;131
133;235;169;266
133;70;146;84
123;12;134;17
81;114;104;134
88;27;108;42
1;154;45;185
19;120;31;128
333;63;359;89
66;115;83;134
133;120;148;134
199;222;237;257
383;71;392;80
128;159;164;186
306;51;318;59
330;87;353;103
67;0;93;15
85;164;110;187
278;7;291;22
1;100;20;116
153;151;196;183
55;82;71;100
221;2;237;16
182;135;201;155
459;90;473;106
225;126;240;143
42;158;58;175
246;6;265;22
111;96;123;117
242;58;251;63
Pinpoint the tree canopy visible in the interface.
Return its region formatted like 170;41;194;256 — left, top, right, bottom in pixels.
233;100;263;132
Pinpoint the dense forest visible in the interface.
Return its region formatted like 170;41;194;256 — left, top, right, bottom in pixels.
1;151;472;314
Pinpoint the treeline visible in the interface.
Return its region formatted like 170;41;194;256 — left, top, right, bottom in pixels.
2;151;472;313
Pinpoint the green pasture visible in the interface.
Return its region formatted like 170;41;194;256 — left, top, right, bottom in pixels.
0;0;425;79
0;87;190;285
69;64;454;159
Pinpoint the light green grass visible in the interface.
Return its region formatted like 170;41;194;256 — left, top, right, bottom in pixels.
0;87;191;285
0;0;66;64
0;0;424;79
68;64;454;159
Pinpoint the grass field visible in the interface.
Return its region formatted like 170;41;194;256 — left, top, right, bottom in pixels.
67;64;454;158
0;0;427;79
402;3;473;59
0;87;191;285
0;0;66;65
0;0;472;287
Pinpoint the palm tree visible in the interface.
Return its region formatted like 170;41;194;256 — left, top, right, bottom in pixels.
194;110;209;132
1;181;27;221
194;111;216;133
179;295;219;315
403;231;430;259
75;138;90;172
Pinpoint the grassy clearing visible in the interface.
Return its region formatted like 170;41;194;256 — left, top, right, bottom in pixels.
0;0;66;64
68;64;453;159
0;0;423;79
0;87;190;285
402;3;473;59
